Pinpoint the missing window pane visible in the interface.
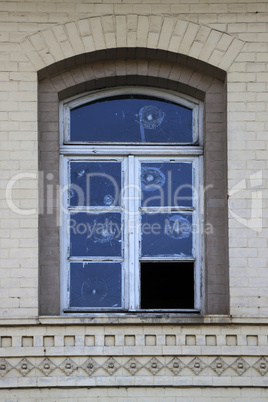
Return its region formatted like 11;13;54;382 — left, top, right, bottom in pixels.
140;262;194;309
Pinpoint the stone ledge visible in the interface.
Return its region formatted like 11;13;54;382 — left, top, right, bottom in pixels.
0;315;233;326
2;315;268;326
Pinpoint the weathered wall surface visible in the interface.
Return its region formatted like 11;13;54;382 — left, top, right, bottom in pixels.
1;1;267;318
0;0;268;399
1;387;268;402
1;320;268;390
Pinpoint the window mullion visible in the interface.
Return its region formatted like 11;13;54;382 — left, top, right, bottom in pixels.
126;155;139;310
60;155;70;312
134;156;141;309
193;157;202;311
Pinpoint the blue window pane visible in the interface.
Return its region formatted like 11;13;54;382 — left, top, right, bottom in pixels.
141;162;193;207
69;262;122;308
69;161;121;207
69;212;122;257
141;213;193;257
70;95;193;143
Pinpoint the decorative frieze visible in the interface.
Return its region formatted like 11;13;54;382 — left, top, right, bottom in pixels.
0;324;267;387
1;324;268;357
0;355;267;380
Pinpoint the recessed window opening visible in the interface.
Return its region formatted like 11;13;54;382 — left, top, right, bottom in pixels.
60;87;203;314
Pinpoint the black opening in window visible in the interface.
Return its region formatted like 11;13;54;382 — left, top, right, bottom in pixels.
140;262;194;309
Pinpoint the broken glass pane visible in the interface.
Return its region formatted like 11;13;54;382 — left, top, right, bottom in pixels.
141;162;193;207
141;213;193;257
69;212;122;257
70;95;193;143
141;262;194;309
69;262;122;308
69;161;121;207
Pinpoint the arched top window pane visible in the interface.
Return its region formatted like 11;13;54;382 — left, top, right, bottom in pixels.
69;95;194;144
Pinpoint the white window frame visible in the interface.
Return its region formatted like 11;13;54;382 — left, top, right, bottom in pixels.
59;87;204;314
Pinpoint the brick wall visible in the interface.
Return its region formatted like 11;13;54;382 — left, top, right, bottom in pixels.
1;387;268;402
1;1;261;318
1;0;268;398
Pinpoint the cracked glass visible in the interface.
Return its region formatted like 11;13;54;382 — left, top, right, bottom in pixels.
70;95;193;143
69;262;122;308
69;161;121;207
69;212;122;257
141;213;193;257
141;162;193;208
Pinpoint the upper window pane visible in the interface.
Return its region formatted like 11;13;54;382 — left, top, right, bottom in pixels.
141;162;193;208
70;95;193;144
69;161;121;207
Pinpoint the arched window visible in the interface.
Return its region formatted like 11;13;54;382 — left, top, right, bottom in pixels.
60;88;203;312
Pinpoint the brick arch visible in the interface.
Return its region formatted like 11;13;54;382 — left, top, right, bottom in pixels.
22;14;244;72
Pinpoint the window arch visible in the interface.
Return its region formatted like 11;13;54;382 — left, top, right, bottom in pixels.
60;88;203;312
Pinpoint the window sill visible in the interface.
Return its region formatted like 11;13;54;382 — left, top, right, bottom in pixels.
3;315;268;326
0;314;234;326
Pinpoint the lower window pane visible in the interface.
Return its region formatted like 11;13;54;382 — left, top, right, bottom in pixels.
140;262;194;309
69;262;122;308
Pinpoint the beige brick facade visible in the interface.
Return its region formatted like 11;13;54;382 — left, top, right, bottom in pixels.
1;1;268;400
